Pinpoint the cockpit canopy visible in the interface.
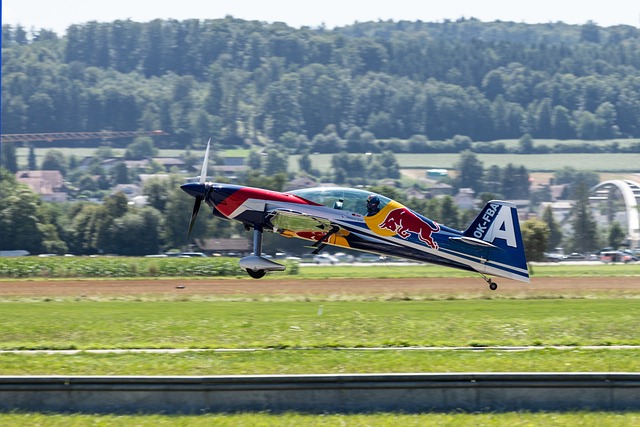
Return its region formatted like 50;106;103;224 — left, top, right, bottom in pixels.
288;187;391;215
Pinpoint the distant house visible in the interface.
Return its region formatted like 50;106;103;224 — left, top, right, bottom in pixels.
453;188;477;210
152;157;187;172
138;174;171;184
429;183;455;197
15;170;67;202
550;184;570;201
207;157;249;181
284;177;318;191
405;187;426;200
123;159;150;170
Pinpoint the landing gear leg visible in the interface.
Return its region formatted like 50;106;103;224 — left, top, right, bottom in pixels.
480;274;498;290
238;225;286;278
247;226;266;279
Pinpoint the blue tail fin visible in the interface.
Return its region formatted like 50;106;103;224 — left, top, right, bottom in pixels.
463;201;529;283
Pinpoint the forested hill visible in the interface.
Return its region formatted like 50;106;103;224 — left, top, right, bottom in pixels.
2;18;640;148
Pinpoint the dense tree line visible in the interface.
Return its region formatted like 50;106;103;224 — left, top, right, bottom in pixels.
3;18;640;149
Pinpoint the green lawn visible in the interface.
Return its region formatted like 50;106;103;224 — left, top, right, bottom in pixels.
2;299;639;350
1;348;639;376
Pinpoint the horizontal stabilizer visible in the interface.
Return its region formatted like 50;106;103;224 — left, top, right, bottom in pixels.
449;236;498;248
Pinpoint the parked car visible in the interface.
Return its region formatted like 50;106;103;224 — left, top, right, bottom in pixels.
357;253;383;263
543;252;565;262
334;252;355;263
179;252;207;257
600;251;634;264
313;254;339;265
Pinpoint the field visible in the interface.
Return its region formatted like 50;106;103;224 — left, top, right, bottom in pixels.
15;146;640;174
291;152;640;173
2;264;639;424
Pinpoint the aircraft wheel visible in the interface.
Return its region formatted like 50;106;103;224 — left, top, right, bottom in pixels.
489;281;498;291
246;269;266;279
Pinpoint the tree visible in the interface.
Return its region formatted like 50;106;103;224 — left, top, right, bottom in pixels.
608;221;625;250
298;152;314;175
439;196;461;230
247;151;262;171
483;165;503;197
368;151;400;180
568;183;598;254
518;133;533;154
0;171;45;253
28;146;37;170
454;150;484;194
521;219;549;262
142;176;175;212
263;148;289;176
125;137;158;160
102;207;163;255
110;162;130;184
1;143;18;172
541;205;562;251
41;150;67;175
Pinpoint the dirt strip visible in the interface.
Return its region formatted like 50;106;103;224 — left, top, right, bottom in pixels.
0;276;638;296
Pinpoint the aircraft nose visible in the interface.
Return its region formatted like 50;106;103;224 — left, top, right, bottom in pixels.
180;182;207;199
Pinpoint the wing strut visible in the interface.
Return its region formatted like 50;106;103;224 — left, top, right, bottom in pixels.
311;225;340;255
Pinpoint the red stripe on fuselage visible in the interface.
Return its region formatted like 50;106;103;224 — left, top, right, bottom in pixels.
214;187;319;218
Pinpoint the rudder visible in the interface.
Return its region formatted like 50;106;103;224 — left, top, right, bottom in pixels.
463;200;529;282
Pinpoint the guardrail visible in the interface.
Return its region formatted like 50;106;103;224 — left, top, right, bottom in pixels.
1;373;639;413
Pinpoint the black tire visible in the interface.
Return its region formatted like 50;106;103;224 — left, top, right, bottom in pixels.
489;281;498;291
246;269;266;279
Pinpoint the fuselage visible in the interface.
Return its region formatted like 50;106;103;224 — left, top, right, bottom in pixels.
181;183;479;275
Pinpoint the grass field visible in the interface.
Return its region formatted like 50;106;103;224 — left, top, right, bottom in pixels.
2;411;639;426
2;264;639;424
290;152;640;173
293;263;640;279
2;257;639;279
2;298;640;350
1;348;640;376
15;145;640;174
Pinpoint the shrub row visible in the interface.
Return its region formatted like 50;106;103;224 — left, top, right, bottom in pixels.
0;257;299;278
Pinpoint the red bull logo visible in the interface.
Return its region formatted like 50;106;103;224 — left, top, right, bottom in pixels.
379;208;440;249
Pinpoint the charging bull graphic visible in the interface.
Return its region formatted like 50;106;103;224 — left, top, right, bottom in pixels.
380;208;440;249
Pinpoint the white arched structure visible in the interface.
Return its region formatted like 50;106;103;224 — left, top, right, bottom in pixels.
589;180;640;248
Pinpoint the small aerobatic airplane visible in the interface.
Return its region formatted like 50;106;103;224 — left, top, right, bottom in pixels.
181;140;529;290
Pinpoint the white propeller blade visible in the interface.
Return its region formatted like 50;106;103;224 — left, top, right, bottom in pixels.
199;138;211;184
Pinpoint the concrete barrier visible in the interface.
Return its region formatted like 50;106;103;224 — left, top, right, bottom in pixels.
1;373;639;413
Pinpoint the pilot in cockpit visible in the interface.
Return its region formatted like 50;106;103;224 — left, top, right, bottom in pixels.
333;198;344;210
366;195;380;216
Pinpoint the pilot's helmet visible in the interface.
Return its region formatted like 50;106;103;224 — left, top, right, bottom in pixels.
367;195;380;207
